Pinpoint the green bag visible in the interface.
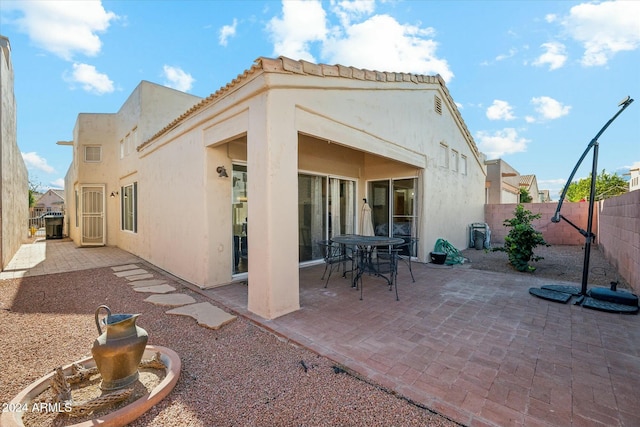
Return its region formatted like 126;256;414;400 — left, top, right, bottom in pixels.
433;239;466;265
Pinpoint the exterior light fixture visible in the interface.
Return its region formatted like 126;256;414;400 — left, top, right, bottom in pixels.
110;191;118;198
216;166;229;178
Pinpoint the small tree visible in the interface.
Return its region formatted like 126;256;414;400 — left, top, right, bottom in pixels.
565;169;628;202
494;204;549;272
519;188;533;203
29;180;40;208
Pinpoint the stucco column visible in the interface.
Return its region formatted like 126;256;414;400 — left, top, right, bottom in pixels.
246;95;300;319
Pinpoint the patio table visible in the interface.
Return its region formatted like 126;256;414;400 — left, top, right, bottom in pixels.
331;234;404;300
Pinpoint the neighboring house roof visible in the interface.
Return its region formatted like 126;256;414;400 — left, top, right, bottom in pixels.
519;174;535;189
51;189;65;200
138;56;479;156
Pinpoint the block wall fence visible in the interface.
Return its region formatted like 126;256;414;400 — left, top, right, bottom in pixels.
484;192;639;293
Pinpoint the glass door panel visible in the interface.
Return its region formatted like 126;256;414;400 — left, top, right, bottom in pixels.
368;178;417;257
369;180;390;237
298;174;326;262
393;178;416;256
232;165;248;274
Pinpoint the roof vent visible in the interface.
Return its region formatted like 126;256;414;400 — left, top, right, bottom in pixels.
434;95;442;115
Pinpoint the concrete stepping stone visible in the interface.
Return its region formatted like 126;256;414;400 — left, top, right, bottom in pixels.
130;279;167;288
133;284;176;294
166;302;236;330
126;273;154;281
114;268;148;277
144;293;196;306
111;264;140;272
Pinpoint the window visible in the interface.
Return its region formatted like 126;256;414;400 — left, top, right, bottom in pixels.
120;128;137;159
439;142;449;168
461;155;468;175
84;146;102;162
451;150;459;172
121;182;137;232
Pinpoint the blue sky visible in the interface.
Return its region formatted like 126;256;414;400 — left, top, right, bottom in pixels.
2;0;639;199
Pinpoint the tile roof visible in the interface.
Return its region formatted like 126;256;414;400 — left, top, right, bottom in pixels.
519;174;535;188
138;56;478;156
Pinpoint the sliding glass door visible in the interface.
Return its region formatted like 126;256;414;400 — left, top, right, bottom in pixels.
368;178;417;256
299;174;355;262
232;165;248;274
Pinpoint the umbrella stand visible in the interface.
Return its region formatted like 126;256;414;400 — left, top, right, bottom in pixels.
528;96;638;314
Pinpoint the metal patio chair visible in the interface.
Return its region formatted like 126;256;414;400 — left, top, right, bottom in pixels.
318;240;353;288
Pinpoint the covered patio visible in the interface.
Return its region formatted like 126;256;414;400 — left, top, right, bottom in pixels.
204;261;640;427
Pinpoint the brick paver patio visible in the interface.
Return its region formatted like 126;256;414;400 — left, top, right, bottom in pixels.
3;240;639;426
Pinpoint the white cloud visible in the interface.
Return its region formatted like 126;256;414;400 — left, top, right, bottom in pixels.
562;1;640;67
323;14;452;81
267;0;328;62
531;96;571;120
475;128;530;158
495;48;517;62
162;65;195;92
65;63;114;95
533;41;567;70
545;14;557;24
22;152;55;173
219;18;238;46
486;100;515;121
331;0;375;27
5;0;117;60
266;1;453;81
50;178;65;189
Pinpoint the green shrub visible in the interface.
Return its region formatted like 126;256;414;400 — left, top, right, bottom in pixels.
494;204;549;272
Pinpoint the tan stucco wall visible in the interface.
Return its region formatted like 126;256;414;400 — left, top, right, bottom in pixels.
0;36;29;270
65;81;202;248
69;63;485;319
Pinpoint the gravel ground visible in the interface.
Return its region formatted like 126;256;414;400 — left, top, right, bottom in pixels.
1;245;631;427
0;267;460;427
460;244;632;290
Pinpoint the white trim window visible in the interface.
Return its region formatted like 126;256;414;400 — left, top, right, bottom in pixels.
439;142;449;168
84;146;102;162
121;182;137;232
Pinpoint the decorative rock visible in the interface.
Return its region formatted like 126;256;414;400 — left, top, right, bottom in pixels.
166;302;236;330
133;284;176;294
126;274;154;281
144;294;196;306
111;264;140;272
114;269;148;277
130;279;167;288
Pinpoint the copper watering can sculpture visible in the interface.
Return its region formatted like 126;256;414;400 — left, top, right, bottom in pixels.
92;305;148;390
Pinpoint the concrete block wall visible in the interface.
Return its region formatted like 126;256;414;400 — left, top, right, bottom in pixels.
484;202;595;247
597;191;639;292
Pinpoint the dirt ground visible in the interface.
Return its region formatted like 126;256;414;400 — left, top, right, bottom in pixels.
460;244;632;290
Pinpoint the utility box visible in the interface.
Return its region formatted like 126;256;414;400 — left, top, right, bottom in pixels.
44;213;64;239
469;223;490;250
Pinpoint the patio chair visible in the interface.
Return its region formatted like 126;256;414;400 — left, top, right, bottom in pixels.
318;240;353;288
363;247;400;301
395;237;418;282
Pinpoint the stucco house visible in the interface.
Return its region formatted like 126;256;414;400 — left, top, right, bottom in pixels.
484;158;520;204
519;174;540;203
64;56;486;319
33;189;65;214
628;168;639;192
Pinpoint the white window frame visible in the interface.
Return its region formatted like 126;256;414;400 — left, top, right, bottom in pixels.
439;142;449;169
84;146;102;162
451;149;459;172
121;182;137;233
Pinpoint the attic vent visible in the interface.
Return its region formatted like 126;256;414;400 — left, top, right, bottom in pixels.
434;95;442;115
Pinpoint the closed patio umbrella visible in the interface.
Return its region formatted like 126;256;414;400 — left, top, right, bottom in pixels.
360;199;374;236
